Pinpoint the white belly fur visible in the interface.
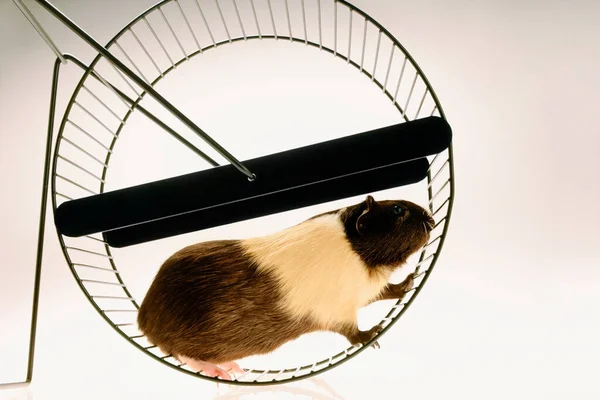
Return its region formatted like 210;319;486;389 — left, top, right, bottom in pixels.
241;213;391;328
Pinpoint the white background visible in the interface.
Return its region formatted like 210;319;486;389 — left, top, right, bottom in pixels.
1;0;599;399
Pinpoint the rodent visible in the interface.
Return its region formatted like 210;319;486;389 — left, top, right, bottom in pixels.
137;195;435;380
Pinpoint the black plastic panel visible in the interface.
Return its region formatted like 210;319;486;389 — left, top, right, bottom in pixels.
54;116;452;239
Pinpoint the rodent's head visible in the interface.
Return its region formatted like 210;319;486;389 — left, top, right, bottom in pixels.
341;195;434;268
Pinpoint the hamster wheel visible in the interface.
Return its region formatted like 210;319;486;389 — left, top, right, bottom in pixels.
23;0;454;386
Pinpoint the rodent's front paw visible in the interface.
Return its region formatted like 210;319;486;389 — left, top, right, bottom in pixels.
392;272;415;300
351;324;384;348
400;272;415;293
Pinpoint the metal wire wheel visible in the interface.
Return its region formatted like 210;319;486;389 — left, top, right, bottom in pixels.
50;0;454;385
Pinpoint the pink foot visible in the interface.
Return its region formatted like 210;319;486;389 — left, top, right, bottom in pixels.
178;355;232;380
218;361;245;377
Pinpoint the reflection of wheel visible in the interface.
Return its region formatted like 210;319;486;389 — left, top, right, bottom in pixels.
51;0;454;385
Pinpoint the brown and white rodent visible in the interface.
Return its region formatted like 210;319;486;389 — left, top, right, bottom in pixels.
137;195;435;380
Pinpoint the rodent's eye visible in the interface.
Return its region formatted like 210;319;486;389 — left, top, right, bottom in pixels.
392;204;404;215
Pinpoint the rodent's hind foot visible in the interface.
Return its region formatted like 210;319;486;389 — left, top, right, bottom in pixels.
218;361;245;377
178;355;237;381
340;323;384;349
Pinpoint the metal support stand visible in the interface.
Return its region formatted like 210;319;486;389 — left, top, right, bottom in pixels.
0;55;62;389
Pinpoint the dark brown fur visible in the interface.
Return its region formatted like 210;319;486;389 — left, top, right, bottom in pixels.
137;195;433;363
137;240;317;364
340;196;434;268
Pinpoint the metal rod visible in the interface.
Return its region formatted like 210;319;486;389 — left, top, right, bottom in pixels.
301;0;307;44
80;279;126;286
109;94;219;166
424;234;442;249
175;0;202;51
87;73;219;166
317;0;322;49
414;270;426;279
267;0;277;39
64;54;219;166
371;30;381;81
144;16;175;68
360;18;367;72
57;155;105;183
403;71;418;117
232;0;246;40
215;0;232;42
61;136;108;167
383;45;394;91
66;120;113;153
130;28;164;77
56;173;97;195
250;0;262;38
107;60;141;97
429;179;450;205
73;101;118;138
12;0;66;63
433;217;447;230
415;253;435;267
428;152;440;170
347;8;352;63
428;160;449;188
113;41;151;85
194;0;216;46
82;86;126;124
0;56;65;388
433;197;450;217
273;368;286;380
415;87;429;119
333;0;337;55
73;263;119;273
55;192;73;201
284;0;292;40
255;369;269;381
84;234;107;243
28;0;252;176
65;246;113;258
159;6;189;59
86;236;108;245
393;57;407;103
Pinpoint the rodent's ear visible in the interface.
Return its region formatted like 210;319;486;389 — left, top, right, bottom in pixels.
356;195;376;235
356;211;368;235
365;195;376;210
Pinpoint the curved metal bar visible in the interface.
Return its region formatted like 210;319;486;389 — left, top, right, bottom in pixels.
12;0;66;63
